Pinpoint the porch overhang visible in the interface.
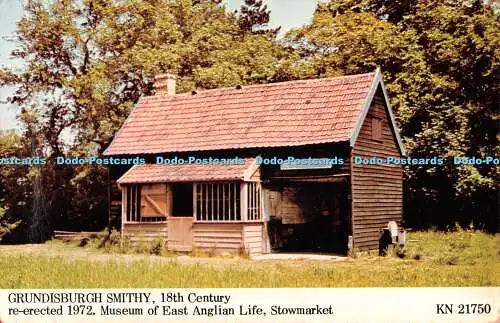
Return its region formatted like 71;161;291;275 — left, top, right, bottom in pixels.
117;158;259;185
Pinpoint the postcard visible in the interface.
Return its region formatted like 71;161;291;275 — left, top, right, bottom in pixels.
0;1;498;322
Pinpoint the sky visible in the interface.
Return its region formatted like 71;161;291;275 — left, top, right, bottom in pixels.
0;0;323;131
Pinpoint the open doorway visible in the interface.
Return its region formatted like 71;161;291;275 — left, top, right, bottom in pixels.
168;183;194;252
266;182;350;254
172;183;193;217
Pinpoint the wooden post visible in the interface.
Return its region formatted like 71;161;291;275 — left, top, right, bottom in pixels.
167;184;173;218
349;149;355;249
233;183;237;221
192;183;197;220
134;186;137;222
261;186;270;253
211;183;214;221
228;183;232;221
215;184;219;220
259;183;263;220
107;168;111;232
241;183;248;222
121;186;127;246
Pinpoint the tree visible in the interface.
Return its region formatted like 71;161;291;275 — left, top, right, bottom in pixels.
326;0;419;23
0;0;283;240
285;0;499;230
237;0;279;36
0;131;30;242
0;206;20;242
1;0;284;155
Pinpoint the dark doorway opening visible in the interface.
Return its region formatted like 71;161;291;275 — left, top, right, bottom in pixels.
266;182;350;254
172;183;193;217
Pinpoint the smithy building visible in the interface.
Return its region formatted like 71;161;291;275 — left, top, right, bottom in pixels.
103;69;405;255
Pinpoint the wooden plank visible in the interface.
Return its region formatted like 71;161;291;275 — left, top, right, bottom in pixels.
194;235;243;241
352;211;403;218
194;233;242;239
233;183;237;221
193;183;197;220
123;225;166;230
167;184;173;218
142;194;165;217
193;225;243;231
167;217;193;252
211;183;214;221
134;186;138;222
241;183;247;222
353;206;402;211
193;244;242;250
223;184;226;221
352;212;403;218
204;183;208;221
352;183;403;189
351;210;402;216
121;187;127;233
228;183;232;220
352;194;402;200
194;239;243;244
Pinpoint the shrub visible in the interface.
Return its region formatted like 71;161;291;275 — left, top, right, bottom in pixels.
0;206;21;242
149;237;166;256
238;244;250;259
84;228;126;253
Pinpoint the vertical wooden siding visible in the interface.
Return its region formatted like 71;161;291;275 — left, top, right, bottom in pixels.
351;91;403;251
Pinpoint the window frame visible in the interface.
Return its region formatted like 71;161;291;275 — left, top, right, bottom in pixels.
193;181;263;223
194;182;241;222
371;117;383;141
246;181;262;222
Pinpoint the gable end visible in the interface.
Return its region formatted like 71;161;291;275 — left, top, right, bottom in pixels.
349;69;405;156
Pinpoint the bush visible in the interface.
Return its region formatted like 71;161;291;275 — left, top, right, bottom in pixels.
148;237;168;256
0;206;21;242
238;244;250;259
84;228;125;253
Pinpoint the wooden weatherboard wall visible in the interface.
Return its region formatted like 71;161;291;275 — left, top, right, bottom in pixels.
123;222;168;244
192;223;264;255
351;89;403;251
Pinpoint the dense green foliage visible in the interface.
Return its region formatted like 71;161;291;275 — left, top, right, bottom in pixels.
284;0;499;230
0;0;498;239
0;206;20;241
0;231;498;287
0;131;33;240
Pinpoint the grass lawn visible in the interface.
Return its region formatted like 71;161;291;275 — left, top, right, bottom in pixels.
0;230;498;288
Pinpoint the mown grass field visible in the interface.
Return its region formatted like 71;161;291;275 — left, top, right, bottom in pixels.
0;230;498;288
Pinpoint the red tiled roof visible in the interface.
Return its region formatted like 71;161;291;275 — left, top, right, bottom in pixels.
104;72;377;155
117;159;255;184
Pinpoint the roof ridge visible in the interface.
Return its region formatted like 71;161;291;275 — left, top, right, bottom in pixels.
144;71;377;100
